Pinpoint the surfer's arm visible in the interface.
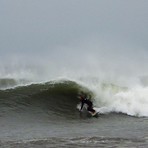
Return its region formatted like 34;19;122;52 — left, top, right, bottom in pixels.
80;101;84;111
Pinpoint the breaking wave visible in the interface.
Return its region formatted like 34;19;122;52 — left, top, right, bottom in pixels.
0;78;148;118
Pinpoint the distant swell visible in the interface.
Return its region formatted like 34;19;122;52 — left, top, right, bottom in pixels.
0;78;29;89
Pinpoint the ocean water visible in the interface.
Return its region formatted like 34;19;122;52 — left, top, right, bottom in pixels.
0;78;148;147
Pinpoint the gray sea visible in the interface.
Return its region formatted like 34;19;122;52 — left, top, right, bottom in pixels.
0;79;148;147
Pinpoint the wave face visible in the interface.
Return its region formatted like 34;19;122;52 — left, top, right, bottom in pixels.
0;80;82;120
0;78;148;119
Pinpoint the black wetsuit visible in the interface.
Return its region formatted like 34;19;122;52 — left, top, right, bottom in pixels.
80;98;95;113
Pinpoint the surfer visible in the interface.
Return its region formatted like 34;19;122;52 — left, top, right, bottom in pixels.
78;93;96;115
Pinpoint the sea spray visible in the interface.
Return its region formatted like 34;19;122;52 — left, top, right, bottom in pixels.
94;85;148;117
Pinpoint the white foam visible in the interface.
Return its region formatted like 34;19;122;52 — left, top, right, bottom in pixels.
95;86;148;117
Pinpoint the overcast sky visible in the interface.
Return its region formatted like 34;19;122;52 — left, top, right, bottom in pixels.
0;0;148;80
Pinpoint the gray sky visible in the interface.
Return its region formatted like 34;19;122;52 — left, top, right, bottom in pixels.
0;0;148;80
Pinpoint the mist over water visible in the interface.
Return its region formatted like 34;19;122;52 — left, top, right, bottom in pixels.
1;0;148;82
1;43;148;85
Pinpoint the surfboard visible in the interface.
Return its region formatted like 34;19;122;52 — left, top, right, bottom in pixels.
89;111;99;118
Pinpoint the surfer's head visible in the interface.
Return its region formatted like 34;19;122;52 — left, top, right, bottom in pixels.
77;92;85;100
77;95;82;100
